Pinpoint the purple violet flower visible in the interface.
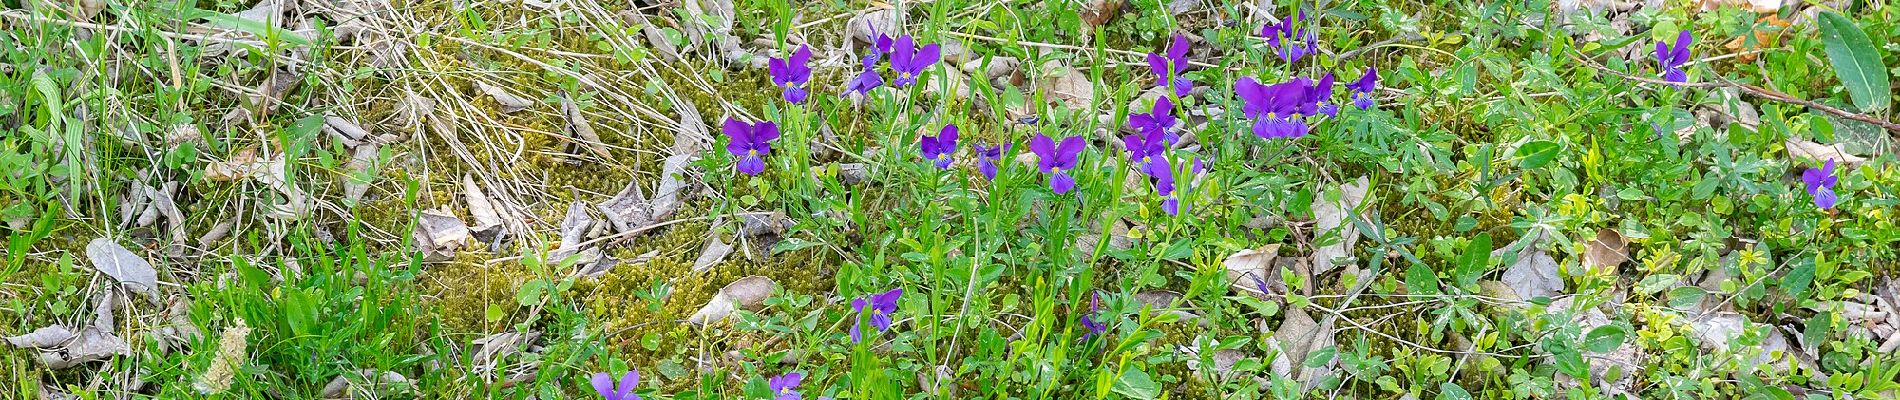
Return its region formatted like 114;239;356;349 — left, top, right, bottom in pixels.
1146;34;1193;97
890;35;941;88
1128;96;1179;144
851;288;903;343
591;370;642;400
845;26;894;96
1152;156;1182;215
1655;30;1692;83
1348;67;1379;110
722;118;780;176
769;45;813;104
769;372;804;400
1079;292;1106;341
974;142;1011;181
1030;133;1086;194
1803;159;1840;209
921;124;959;169
1235;77;1319;139
1123;128;1170;178
1262;12;1316;63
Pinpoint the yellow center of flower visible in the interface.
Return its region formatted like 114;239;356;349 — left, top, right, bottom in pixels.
748;149;758;157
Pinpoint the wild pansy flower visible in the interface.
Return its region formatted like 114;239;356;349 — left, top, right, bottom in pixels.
1154;157;1181;215
921;124;959;169
974;142;1011;181
1123;128;1170;178
1030;133;1085;194
1078;292;1106;341
851;288;902;343
1128;97;1179;144
1262;12;1316;63
591;370;642;400
1655;30;1692;84
1310;73;1338;117
1146;34;1193;97
769;45;813;104
722;118;780;176
846;26;895;96
1348;67;1378;110
768;372;804;400
889;35;941;88
1236;77;1324;139
1802;159;1839;209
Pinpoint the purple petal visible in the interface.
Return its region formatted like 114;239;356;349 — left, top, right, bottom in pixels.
1673;30;1693;64
783;87;808;104
769;57;791;86
979;158;998;180
915;43;942;72
619;371;639;399
1814;188;1838;209
1146;53;1168;81
850;317;863;343
1055;136;1085;168
1050;171;1076;194
1162;196;1180;216
874;288;904;310
1030;133;1055;159
933;156;953;169
593;372;616;400
1173;77;1193;97
941;124;958;151
892;35;916;69
1168;34;1190;67
791;45;812;78
869;311;893;332
722;119;751;156
737;154;767;176
753;121;780;145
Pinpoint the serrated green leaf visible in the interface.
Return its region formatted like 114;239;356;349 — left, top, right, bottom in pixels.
1817;11;1892;111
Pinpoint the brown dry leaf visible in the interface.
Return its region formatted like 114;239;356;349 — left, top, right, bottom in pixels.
1223;244;1281;297
319;369;413;399
558;91;613;159
324;116;372;147
1583;228;1629;274
462;175;504;242
597;180;654;234
687;276;777;325
1039;61;1095;110
1080;0;1124;27
86;238;160;299
582;250;656;279
470;331;540;373
1269;307;1335;389
1498;247;1563;301
652;154;696;221
1786;137;1868;166
691;232;735;273
342;143;379;207
474;81;534;114
741;212;791;238
1721;15;1789;62
412;208;471;261
1310;176;1371;276
6;325;76;348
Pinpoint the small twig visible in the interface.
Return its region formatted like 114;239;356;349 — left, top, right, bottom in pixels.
1571;49;1900;134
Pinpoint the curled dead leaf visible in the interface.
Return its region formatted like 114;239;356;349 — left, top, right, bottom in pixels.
688;276;777;325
